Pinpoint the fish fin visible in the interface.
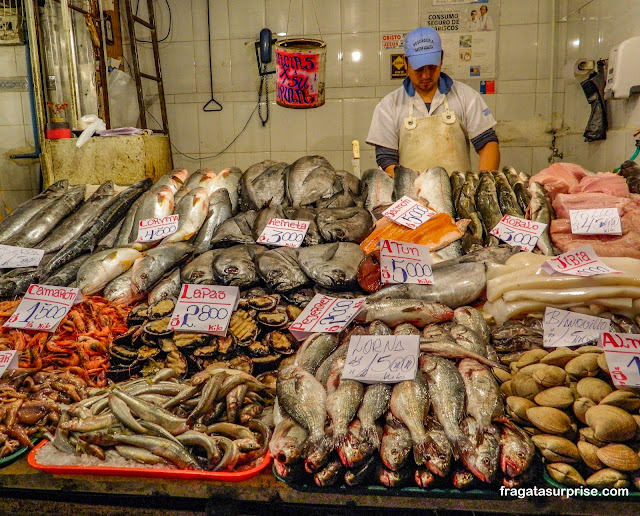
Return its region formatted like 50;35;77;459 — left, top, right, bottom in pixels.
452;435;474;461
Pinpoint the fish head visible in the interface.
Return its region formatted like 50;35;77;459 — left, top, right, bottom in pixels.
273;439;303;464
414;468;435;488
464;434;499;483
304;442;331;473
452;469;475;489
424;435;452;477
381;435;411;471
500;441;531;478
336;432;363;468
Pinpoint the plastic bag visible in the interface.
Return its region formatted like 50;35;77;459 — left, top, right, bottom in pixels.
75;114;106;147
107;69;140;129
580;61;608;142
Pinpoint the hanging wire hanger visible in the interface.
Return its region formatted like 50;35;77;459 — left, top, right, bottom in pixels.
202;0;222;112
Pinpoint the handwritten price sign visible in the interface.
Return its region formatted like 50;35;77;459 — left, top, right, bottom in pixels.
288;294;365;341
0;245;44;268
169;284;239;336
256;218;310;248
136;215;180;243
543;307;611;348
570;208;622;235
489;215;547;252
540;244;620;277
382;196;437;230
4;284;79;332
342;335;419;383
600;332;640;387
0;350;19;377
379;239;433;285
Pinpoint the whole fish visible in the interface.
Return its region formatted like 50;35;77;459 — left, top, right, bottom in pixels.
528;181;554;255
450;324;488;357
190;169;221;197
42;254;91;286
389;374;431;465
0;180;68;243
209;211;257;247
450;170;467;207
344;454;378;486
337;418;379;468
456;243;519;265
452;466;477;490
398;322;432;336
115;196;143;246
130;241;192;294
366;261;486;309
181;249;222;285
268;417;308;464
316;169;360;209
173;186;190;206
294;333;339;375
392;165;419;201
76;247;141;295
356;299;453;328
415;166;454;217
42;179;152;276
499;424;535;478
492;170;523;217
326;379;364;447
241;161;289;210
359;168;394;211
424;419;453;477
314;456;344;487
456;172;484;253
148;268;181;305
475;171;502;246
297;242;364;290
283;207;324;246
357;383;392;448
380;421;412;471
376;463;412;487
419;339;504;370
103;267;145;305
460;417;500;483
184;168;210;190
503;165;521;187
325;355;346;396
36;182;117;253
419;354;471;459
256;247;309;293
193;189;233;255
5;185;86;248
368;320;393;335
210;167;242;214
315;329;365;387
286;155;336;207
239;160;277;210
213;244;265;287
0;255;54;297
512;180;532;214
276;365;330;452
251;205;286;242
316;207;375;243
161;187;208;244
151;169;189;195
414;467;436;488
128;186;175;246
453;306;491;345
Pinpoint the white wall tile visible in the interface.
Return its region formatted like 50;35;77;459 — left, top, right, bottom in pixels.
267;0;304;36
380;0;419;31
269;102;307;152
0;125;26;151
230;39;261;92
342;0;380;33
303;0;341;34
306;99;343;150
0;159;33;191
499;146;533;173
228;0;266;39
0;47;16;77
200;153;237;172
191;0;211;41
603;131;628;171
195;40;233;94
305;33;343;88
14;46;26;76
160;42;196;94
532;146;551;173
235;152;272;171
198;102;236;153
1;189;33;209
496;93;536;121
536;23;553;80
270;151;304;163
166;103;200;154
498;80;536;94
498;24;538;80
0;92;24;126
307;150;344;169
500;0;538;25
538;0;553;23
342;98;379;149
233;102;271;152
342;33;379;87
165;0;193;42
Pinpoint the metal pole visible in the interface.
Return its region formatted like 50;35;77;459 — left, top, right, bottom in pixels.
123;0;147;129
24;0;46;147
60;0;81;129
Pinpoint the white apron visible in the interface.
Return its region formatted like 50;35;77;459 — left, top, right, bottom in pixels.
398;97;472;175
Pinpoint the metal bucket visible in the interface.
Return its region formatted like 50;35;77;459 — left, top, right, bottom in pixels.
275;38;326;109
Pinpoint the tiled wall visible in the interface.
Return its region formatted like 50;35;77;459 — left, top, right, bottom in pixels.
554;0;640;171
0;45;40;212
153;0;557;176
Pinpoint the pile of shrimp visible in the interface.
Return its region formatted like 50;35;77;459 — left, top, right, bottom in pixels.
0;297;130;387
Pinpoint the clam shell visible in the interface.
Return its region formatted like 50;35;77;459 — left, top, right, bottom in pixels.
492;367;512;384
512;372;545;401
633;415;640;440
577;441;605;471
597;352;610;374
575;345;603;354
540;347;580;367
518;363;550;376
564;353;600;377
515;349;549;368
532;435;580;463
596;444;640;472
546;463;586;487
506;396;537;424
599;390;640;412
573;397;596;424
576;377;613;404
532;365;568;388
526;406;573;435
500;380;514;397
579;427;608;447
534;386;575;409
586;468;629;489
585;405;637;442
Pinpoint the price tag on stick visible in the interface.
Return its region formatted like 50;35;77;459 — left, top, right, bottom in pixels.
0;245;44;268
288;294;365;341
570;208;622;235
382;196;437;230
489;215;547;252
342;334;419;383
256;218;310;248
169;284;239;336
600;332;640;387
4;284;79;332
543;307;611;348
0;350;19;377
540;244;621;277
136;215;180;243
379;239;434;285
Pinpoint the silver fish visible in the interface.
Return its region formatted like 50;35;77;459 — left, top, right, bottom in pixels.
128;186;175;245
42;254;91;287
286;155;336;207
256;247;309;293
475;171;502;246
380;420;413;471
76;247;141;295
148;268;181;305
357;383;392;448
130;241;192;294
528;181;555;255
460;416;500;483
393;165;419;201
360;168;394;211
181;249;222;285
297;242;364;290
210;167;242;214
212;244;265;287
493;170;523;217
356;299;453;328
315;169;360;209
326;379;364;447
268;417;308;464
193;189;233;255
115;196;143;246
241;161;289;210
450;324;488;357
453;306;491;345
415;166;454;217
161;187;208;244
368;320;393;335
295;333;339;375
209;211;257;247
173;186;190;206
316;207;375;243
393;322;421;335
239;160;278;210
419;339;505;370
424;418;453;477
151;169;189;195
251;205;286;241
103;267;145;305
500;424;535;478
184;168;209;190
283;207;324;246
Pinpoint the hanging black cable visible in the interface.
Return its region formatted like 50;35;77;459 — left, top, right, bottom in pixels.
202;0;222;112
135;0;171;43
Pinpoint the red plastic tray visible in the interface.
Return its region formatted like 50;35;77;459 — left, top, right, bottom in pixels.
28;440;271;482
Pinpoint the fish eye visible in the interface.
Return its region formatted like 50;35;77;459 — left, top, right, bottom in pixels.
518;452;525;459
482;458;490;465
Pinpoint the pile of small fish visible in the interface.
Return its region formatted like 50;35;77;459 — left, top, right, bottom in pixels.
39;367;273;471
270;305;537;490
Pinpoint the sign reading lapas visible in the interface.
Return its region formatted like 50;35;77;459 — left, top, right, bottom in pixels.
570;208;622;236
0;245;44;268
342;335;419;383
543;307;611;348
600;332;640;387
4;284;79;332
382;196;437;230
169;285;239;336
541;244;620;277
489;215;547;252
288;294;365;341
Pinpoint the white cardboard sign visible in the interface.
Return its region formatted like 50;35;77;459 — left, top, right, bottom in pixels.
288;295;365;341
136;215;180;242
379;239;433;285
169;284;239;336
543;307;611;348
489;215;547;252
4;284;79;332
0;245;45;268
540;245;620;277
570;208;622;235
256;218;310;248
342;334;419;383
600;332;640;387
382;196;437;230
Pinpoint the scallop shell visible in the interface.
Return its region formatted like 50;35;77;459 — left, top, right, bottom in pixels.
534;386;575;409
577;441;605;471
573;397;596;424
576;377;613;404
564;353;600;377
586;468;629;489
533;365;568;388
596;444;640;472
585;405;637;442
515;349;549;369
546;463;586;487
599;390;640;412
506;396;537;424
512;372;544;401
526;406;573;435
597;352;610;374
532;435;580;463
540;347;580;368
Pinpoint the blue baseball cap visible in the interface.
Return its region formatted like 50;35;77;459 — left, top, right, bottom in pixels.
404;27;442;69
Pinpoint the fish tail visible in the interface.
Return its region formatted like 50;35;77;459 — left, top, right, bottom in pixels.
361;425;381;448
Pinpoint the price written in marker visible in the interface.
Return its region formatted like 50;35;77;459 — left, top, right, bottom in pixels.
489;215;547;252
600;332;640;387
169;284;239;336
543;307;611;348
382;196;437;230
136;215;180;243
342;335;419;384
379;239;433;285
4;284;79;332
0;245;45;268
540;244;621;277
570;208;622;235
256;218;310;248
0;350;19;377
288;294;365;341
